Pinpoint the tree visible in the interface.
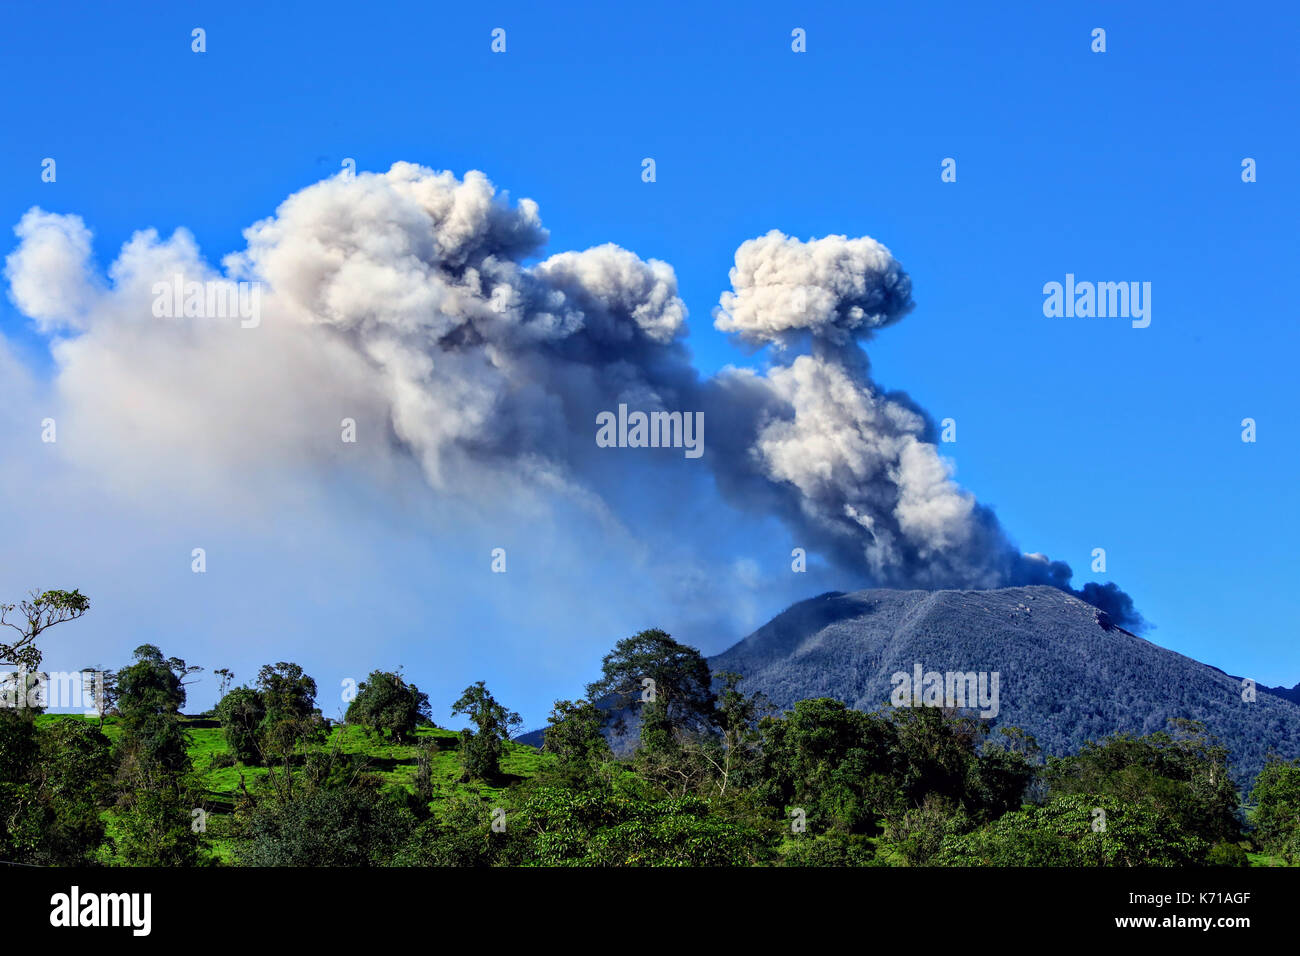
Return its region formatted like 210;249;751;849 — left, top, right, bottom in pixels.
542;698;611;781
394;791;502;867
111;646;210;865
451;681;521;780
413;742;436;803
970;727;1040;821
0;710;113;865
214;686;267;764
890;705;987;812
698;671;771;795
883;794;970;865
345;669;431;743
1045;720;1241;847
257;662;321;727
1248;755;1300;863
254;662;328;797
585;628;717;752
0;589;89;669
114;783;210;867
117;646;188;717
639;672;773;798
758;697;900;836
115;645;193;775
81;666;118;730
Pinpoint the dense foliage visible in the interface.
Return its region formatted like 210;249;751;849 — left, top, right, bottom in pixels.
1247;755;1300;863
345;670;432;744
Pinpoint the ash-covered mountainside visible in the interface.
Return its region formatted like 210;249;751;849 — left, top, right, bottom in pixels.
710;585;1300;784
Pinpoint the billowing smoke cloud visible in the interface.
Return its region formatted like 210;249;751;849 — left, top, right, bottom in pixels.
716;231;913;349
706;231;1144;628
3;163;1143;630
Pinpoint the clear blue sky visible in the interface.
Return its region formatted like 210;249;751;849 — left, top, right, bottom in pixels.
2;1;1297;727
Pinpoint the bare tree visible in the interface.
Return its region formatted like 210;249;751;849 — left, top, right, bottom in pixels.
82;666;119;729
0;589;90;669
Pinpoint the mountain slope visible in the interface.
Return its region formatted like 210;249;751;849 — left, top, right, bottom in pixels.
710;585;1300;784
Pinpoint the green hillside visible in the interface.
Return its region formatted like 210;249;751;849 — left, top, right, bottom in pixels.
34;714;554;865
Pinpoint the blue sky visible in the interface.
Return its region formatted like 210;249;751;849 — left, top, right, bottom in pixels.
2;1;1297;727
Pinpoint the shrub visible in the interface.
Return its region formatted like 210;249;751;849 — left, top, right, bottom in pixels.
345;670;431;743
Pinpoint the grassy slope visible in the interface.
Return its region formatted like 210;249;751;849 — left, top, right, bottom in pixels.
36;713;553;864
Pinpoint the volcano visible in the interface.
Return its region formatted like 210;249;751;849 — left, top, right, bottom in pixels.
710;585;1300;784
